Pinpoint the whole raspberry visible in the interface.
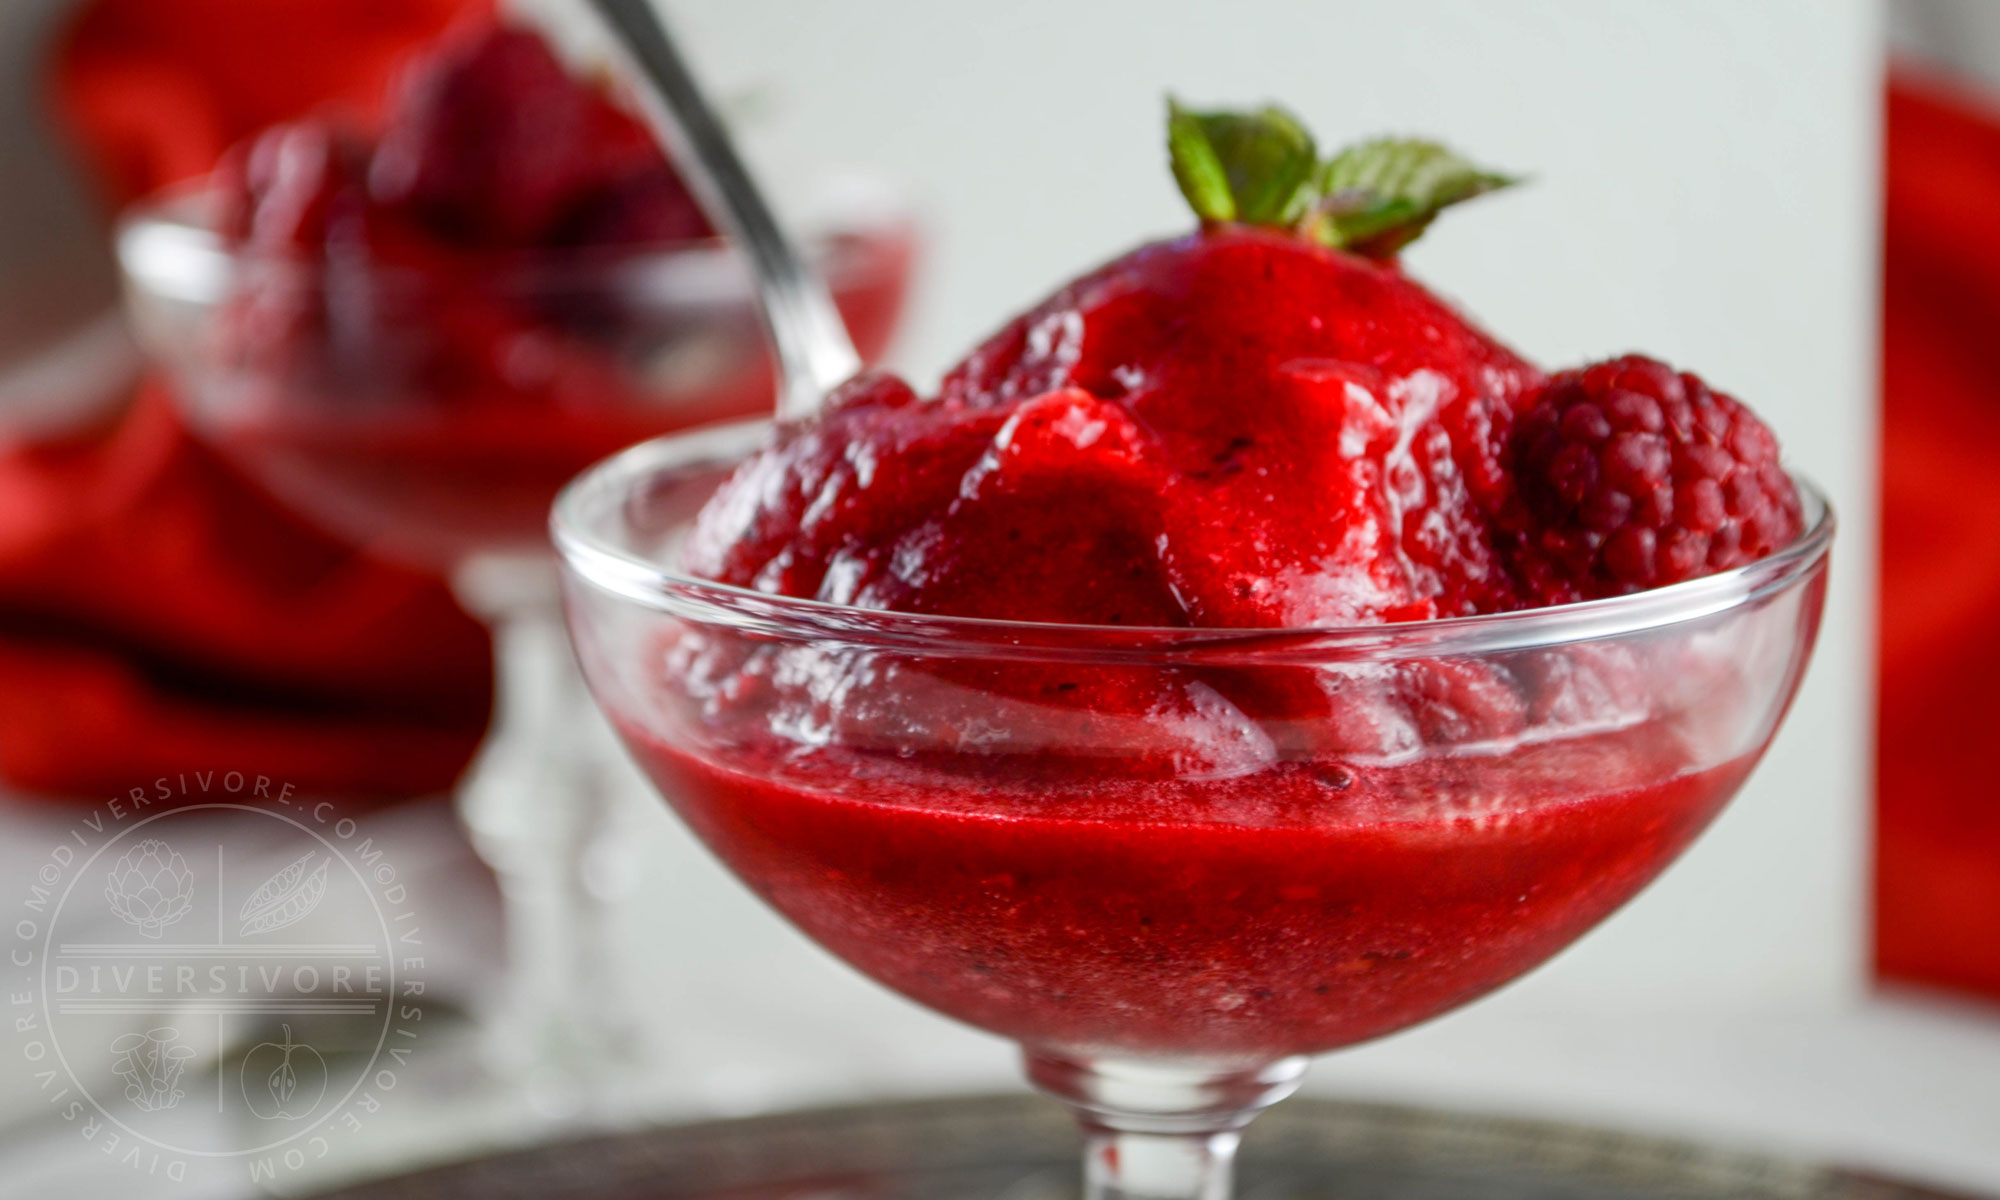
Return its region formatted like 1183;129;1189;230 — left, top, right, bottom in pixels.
369;26;611;247
1506;355;1803;602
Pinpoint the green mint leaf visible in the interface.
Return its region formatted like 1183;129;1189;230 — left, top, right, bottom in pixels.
1167;101;1235;222
1167;99;1318;226
1310;138;1518;256
1163;101;1518;256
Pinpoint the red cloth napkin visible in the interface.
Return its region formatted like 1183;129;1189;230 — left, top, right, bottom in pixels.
0;384;492;798
1877;71;2000;1000
0;0;497;803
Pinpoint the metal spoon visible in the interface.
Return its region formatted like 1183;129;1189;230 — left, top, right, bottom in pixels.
585;0;861;421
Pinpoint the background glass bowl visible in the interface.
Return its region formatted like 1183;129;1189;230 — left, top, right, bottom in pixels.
113;175;915;1110
118;178;914;568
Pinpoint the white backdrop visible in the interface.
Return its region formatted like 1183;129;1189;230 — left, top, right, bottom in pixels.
0;5;1941;1196
514;0;1882;1012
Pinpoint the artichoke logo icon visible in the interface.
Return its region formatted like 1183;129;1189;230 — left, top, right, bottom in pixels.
104;839;195;939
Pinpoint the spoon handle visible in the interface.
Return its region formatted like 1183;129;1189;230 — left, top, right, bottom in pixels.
586;0;860;420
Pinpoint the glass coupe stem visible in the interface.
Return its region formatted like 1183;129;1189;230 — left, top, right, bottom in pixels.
453;556;644;1115
1024;1051;1309;1200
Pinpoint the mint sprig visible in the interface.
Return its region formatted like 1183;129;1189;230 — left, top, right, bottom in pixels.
1166;99;1517;258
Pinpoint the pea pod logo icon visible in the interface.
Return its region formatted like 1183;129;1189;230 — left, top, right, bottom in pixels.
237;850;329;937
240;1025;327;1121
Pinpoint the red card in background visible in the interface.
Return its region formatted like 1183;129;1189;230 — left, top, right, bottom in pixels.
1878;71;2000;1000
0;0;497;805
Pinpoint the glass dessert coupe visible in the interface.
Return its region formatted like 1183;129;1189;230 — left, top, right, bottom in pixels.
114;181;914;1102
554;417;1830;1199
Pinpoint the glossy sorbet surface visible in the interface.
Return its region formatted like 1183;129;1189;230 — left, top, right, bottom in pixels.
687;228;1799;620
686;229;1543;624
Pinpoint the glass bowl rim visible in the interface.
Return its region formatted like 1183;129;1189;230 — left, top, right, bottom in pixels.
113;173;916;307
551;415;1835;663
